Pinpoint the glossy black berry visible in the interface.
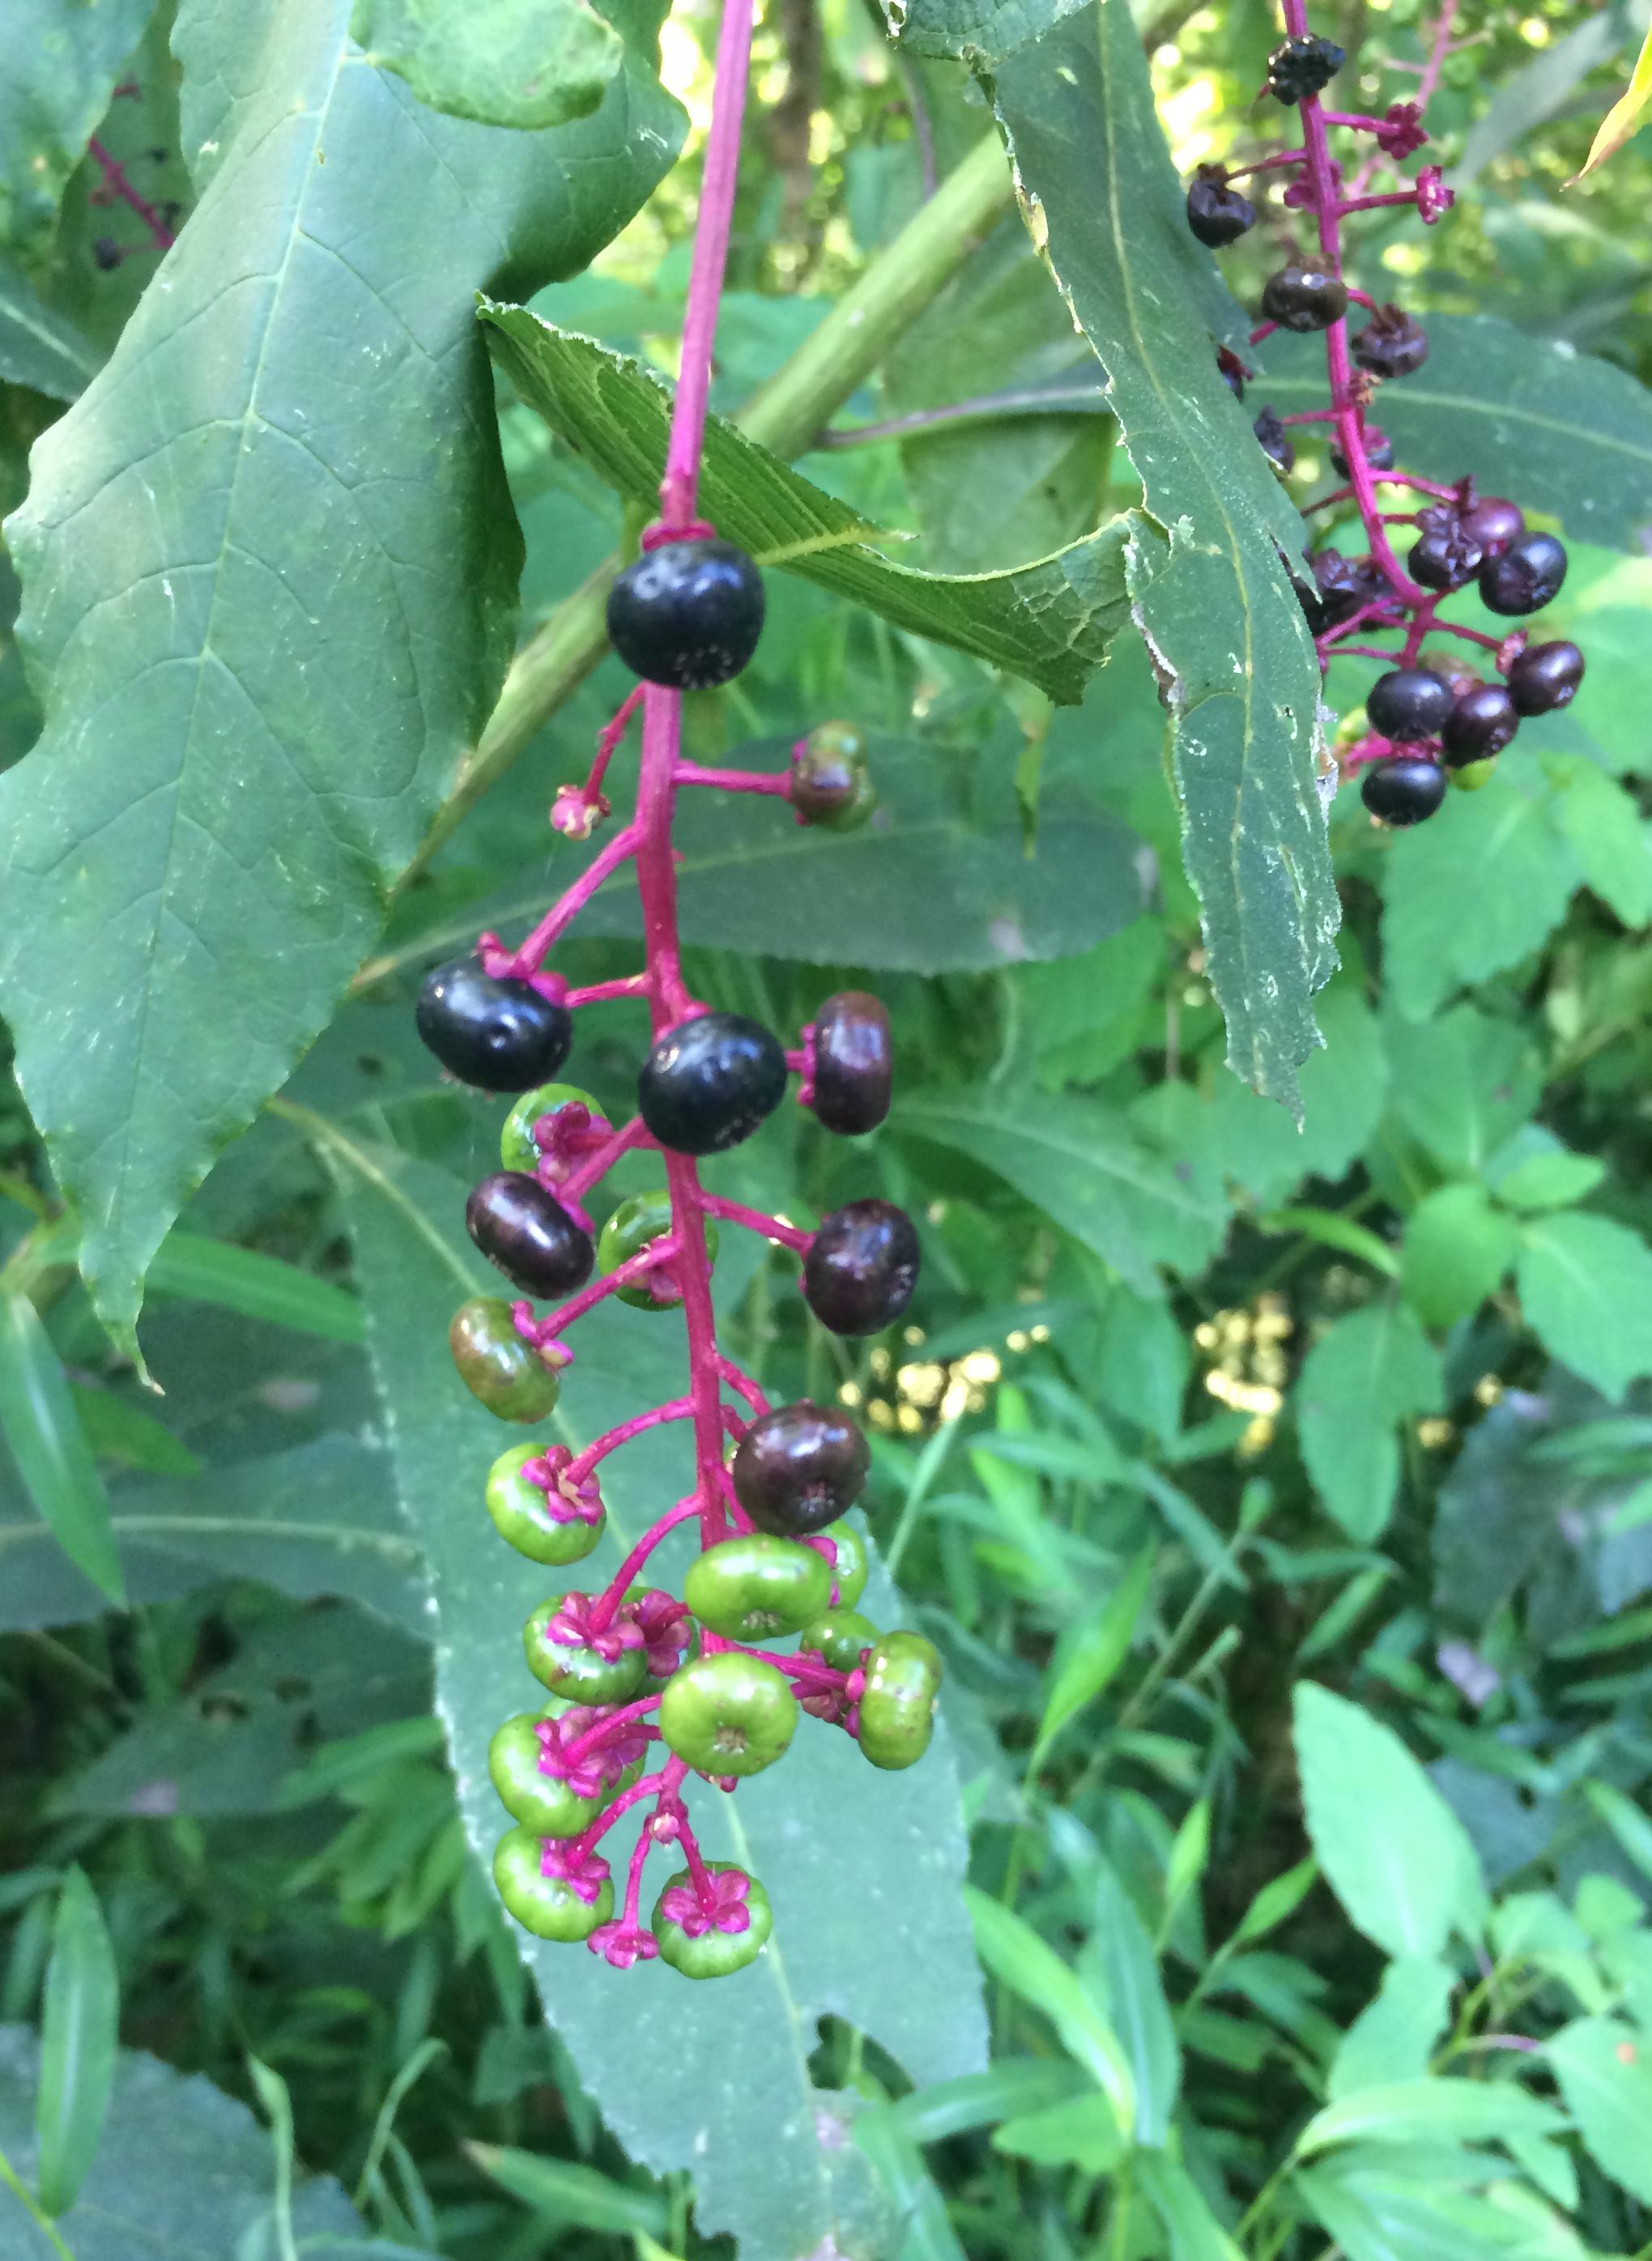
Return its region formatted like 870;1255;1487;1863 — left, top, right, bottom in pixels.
731;1401;871;1535
417;960;573;1092
638;1011;787;1156
1267;33;1345;102
1459;496;1524;557
1442;684;1518;765
1366;666;1454;741
606;539;764;689
466;1173;594;1299
803;1199;920;1337
1507;640;1585;716
1254;407;1295;476
1186;169;1255;248
1361;756;1446;826
1409;517;1483;593
1262;263;1348;333
790;723;875;829
1352;306;1428;380
1331;427;1395;479
1480;532;1567;617
811;992;892;1137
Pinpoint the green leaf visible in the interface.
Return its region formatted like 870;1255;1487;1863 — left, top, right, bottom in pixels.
1293;1684;1486;1961
0;250;100;400
1328;1957;1456;2101
0;0;156;263
1401;1186;1518;1330
467;2144;666;2234
481;308;1137;705
1547;2016;1652;2204
964;1888;1135;2131
353;0;623;128
34;1870;119;2218
1517;1211;1652;1400
147;1233;365;1345
1031;1544;1153;1767
1296;1303;1442;1544
1384;1005;1540;1179
0;1291;124;1605
1085;1862;1180;2145
1544;754;1652;927
0;2;683;1358
334;1139;986;2260
1298;2076;1561;2159
984;0;1337;1109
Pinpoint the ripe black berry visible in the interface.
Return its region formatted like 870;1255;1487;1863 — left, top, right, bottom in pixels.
803;1199;920;1337
1352;306;1428;380
1408;516;1483;593
1507;640;1585;715
1361;756;1446;826
466;1173;595;1298
810;992;892;1137
1459;496;1524;557
1366;667;1454;741
1186;169;1256;248
1254;407;1295;476
1267;33;1345;102
417;960;573;1092
637;1011;787;1156
1441;684;1518;765
1480;532;1567;617
1262;263;1349;333
1331;426;1395;479
606;538;764;689
731;1401;871;1535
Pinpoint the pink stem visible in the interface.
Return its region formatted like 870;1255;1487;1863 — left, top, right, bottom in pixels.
88;138;175;249
673;762;794;796
698;1194;813;1251
568;1397;696;1483
505;824;640;975
587;1498;700;1632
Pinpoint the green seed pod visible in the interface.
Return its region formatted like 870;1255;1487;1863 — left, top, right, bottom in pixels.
817;1521;869;1610
488;1713;602;1837
522;1599;647;1704
683;1534;832;1641
500;1082;605;1173
486;1442;604;1565
493;1827;612;1942
659;1650;798;1778
650;1862;773;1979
800;1607;879;1673
597;1189;719;1311
858;1630;943;1771
449;1297;561;1424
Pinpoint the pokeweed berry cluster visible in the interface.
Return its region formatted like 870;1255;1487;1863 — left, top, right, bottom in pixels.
1188;0;1586;826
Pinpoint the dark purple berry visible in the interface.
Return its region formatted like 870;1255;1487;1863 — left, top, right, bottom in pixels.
1216;346;1248;401
1409;516;1483;593
637;1011;787;1156
1352;306;1428;380
417;959;573;1092
466;1173;594;1298
731;1402;871;1535
803;1199;920;1337
1441;684;1518;764
1331;426;1395;478
1262;263;1349;333
1186;168;1255;247
810;992;892;1137
1266;35;1345;102
1361;756;1446;826
1254;407;1295;476
606;538;764;689
1480;532;1567;617
1506;640;1585;716
1366;667;1454;741
1458;496;1524;557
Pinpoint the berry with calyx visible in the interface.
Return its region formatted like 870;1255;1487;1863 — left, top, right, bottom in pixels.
598;1189;718;1310
858;1632;943;1770
524;1596;647;1703
1254;407;1295;477
731;1400;871;1535
1186;168;1256;247
638;1011;788;1156
494;1828;613;1942
1330;425;1395;479
500;1083;603;1173
1360;756;1446;826
488;1714;602;1837
659;1651;798;1778
1459;496;1524;557
1352;305;1428;379
466;1173;594;1299
1266;33;1345;103
1365;666;1454;741
803;1199;921;1337
810;991;892;1136
449;1297;562;1423
1409;513;1483;593
1507;640;1585;715
1261;263;1348;333
1442;684;1519;764
1480;531;1567;616
683;1534;833;1641
487;1442;604;1565
815;1519;869;1608
790;722;875;828
606;537;764;689
651;1863;773;1980
801;1607;879;1671
417;959;573;1092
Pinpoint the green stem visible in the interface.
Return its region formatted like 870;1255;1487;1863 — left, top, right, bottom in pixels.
0;2146;78;2261
400;129;1012;883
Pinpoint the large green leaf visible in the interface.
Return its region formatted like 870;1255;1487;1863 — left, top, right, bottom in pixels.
1295;1302;1443;1544
334;1138;986;2260
351;0;624;128
0;0;156;263
0;0;683;1360
981;0;1338;1109
481;306;1138;705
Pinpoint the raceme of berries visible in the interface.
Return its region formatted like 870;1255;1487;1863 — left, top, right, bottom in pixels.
1184;2;1586;826
415;0;935;1974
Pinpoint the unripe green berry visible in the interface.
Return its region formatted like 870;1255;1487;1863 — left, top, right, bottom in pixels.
659;1650;798;1778
858;1631;943;1770
488;1713;602;1837
683;1534;832;1641
523;1599;647;1703
800;1607;879;1671
493;1827;612;1940
486;1443;604;1565
500;1083;605;1173
651;1862;773;1979
449;1297;561;1424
